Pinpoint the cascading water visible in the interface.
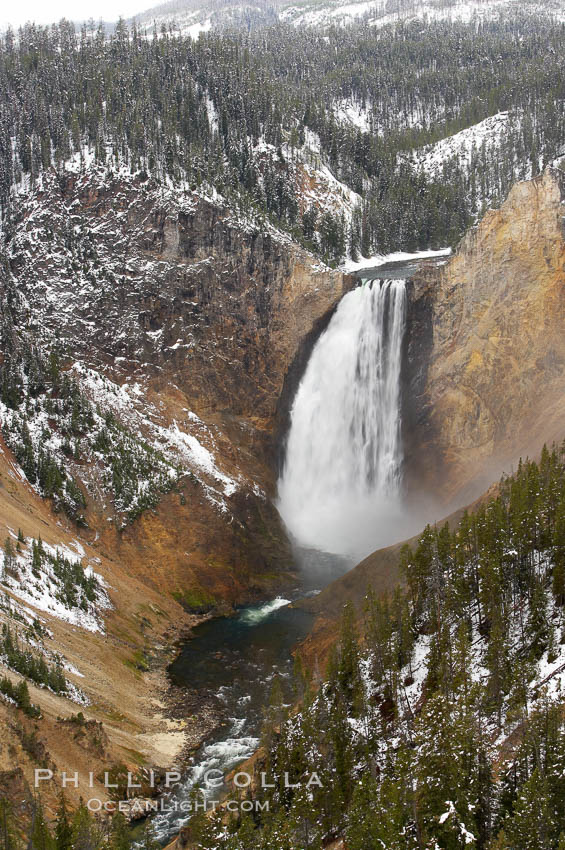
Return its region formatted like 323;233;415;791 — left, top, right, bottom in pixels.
277;279;407;561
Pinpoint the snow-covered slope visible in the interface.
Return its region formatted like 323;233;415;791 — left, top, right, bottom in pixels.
280;0;386;26
1;534;110;635
366;0;565;29
334;97;373;132
400;110;544;212
132;0;278;35
131;0;565;34
283;0;565;27
254;132;362;229
409;112;511;176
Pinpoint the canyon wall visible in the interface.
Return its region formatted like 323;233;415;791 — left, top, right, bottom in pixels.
300;165;565;672
13;169;351;448
0;165;353;812
7;167;352;604
404;166;565;505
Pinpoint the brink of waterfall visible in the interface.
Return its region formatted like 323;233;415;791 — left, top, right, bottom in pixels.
277;279;407;561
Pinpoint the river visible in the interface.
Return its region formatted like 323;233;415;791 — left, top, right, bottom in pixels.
150;549;350;843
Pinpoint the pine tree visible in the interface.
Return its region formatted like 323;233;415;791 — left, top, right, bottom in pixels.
0;799;18;850
3;538;15;576
15;681;32;714
506;769;554;850
490;829;511;849
31;540;42;577
70;801;103;850
415;692;482;849
54;795;72;850
336;602;361;707
29;798;54;850
139;822;160;850
527;578;550;660
485;611;511;726
289;785;321;850
109;813;130;850
347;773;417;850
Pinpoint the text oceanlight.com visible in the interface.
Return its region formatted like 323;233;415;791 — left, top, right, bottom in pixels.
84;799;271;814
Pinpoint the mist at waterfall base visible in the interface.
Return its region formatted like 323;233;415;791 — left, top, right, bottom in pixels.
278;279;412;562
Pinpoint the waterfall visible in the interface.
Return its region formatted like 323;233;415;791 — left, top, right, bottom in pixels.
277;279;407;561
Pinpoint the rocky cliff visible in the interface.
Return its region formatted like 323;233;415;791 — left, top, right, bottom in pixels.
0;162;352;813
404;165;565;505
6;165;352;601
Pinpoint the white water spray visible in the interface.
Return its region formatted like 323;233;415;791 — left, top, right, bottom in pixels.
277;279;407;561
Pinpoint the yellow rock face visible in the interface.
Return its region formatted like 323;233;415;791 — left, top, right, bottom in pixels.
409;167;565;505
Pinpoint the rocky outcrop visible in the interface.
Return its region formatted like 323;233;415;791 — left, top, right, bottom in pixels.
5;166;352;604
10;168;351;464
404;166;565;505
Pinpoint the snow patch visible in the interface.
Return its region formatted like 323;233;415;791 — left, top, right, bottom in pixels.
342;247;451;273
0;537;110;634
